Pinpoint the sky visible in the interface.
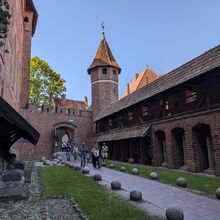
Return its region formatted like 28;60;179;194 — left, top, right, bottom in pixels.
31;0;220;104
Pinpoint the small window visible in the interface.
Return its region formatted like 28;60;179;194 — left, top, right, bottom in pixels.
60;109;63;114
128;111;133;121
165;101;169;110
108;118;112;126
141;106;149;117
114;88;116;94
102;68;107;74
113;70;117;75
185;90;197;103
24;17;29;22
47;108;49;112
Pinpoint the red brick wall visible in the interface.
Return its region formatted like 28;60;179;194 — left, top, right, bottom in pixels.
0;0;26;110
90;66;119;120
12;105;92;160
152;109;220;176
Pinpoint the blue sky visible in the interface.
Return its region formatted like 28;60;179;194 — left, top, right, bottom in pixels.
32;0;220;104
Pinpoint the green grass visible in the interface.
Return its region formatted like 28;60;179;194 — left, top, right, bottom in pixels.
40;166;159;220
106;161;220;197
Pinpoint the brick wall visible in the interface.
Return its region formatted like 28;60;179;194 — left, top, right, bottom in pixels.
12;105;93;160
90;66;119;120
152;109;220;176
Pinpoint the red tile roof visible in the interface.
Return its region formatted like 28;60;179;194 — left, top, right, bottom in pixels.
94;45;220;122
88;34;121;73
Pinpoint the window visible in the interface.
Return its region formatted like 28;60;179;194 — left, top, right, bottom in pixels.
24;17;29;22
108;118;112;127
165;101;169;110
128;111;133;121
113;70;117;75
102;68;107;74
185;90;197;103
141;106;149;117
47;108;49;112
114;88;116;94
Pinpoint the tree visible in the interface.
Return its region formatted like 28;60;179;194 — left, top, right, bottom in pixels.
29;56;66;106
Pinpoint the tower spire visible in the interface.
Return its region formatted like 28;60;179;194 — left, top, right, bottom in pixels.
101;22;105;38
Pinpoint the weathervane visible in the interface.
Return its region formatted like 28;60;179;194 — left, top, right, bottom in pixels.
101;22;105;36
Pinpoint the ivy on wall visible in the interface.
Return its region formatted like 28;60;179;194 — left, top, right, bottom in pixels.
0;0;11;50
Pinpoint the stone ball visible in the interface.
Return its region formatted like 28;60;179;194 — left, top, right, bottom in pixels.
82;167;90;174
149;172;158;180
128;158;134;164
131;168;139;175
41;156;46;162
74;165;81;170
109;163;115;168
176;177;187;188
130;190;142;201
111;181;121;190
120;166;126;172
94;174;102;181
166;206;184;220
216;188;220;199
57;156;63;161
69;163;75;168
43;160;50;166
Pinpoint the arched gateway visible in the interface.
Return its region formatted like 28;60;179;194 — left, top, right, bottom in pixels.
53;122;77;152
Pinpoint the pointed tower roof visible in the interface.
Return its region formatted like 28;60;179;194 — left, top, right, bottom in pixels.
88;34;121;74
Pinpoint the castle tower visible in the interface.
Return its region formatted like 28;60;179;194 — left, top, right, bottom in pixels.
88;31;121;120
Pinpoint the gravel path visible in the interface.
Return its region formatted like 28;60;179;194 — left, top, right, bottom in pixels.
0;165;83;220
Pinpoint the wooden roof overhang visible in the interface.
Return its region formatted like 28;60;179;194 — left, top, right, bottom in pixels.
96;125;151;142
0;97;40;151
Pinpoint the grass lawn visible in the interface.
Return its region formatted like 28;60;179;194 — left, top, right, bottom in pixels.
40;166;160;220
105;161;220;197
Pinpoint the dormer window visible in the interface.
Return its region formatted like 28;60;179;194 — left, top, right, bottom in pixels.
185;90;197;103
102;68;107;74
142;106;149;117
108;118;113;127
128;111;133;121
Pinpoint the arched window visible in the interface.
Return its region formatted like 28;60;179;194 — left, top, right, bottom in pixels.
102;68;107;74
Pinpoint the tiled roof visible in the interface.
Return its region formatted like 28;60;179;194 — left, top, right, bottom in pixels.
94;45;220;122
54;98;88;111
88;34;121;73
96;125;150;142
122;68;159;97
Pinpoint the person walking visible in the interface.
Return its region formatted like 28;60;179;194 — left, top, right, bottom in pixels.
80;143;87;168
73;145;79;161
93;145;101;168
101;142;109;163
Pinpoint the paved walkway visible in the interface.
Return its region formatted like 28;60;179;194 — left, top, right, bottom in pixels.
74;161;220;220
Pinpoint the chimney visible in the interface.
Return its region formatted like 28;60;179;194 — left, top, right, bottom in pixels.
127;84;130;95
135;73;139;79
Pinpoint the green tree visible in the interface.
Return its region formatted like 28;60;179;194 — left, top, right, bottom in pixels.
29;56;66;106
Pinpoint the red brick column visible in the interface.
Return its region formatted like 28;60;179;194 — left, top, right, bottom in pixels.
210;123;220;176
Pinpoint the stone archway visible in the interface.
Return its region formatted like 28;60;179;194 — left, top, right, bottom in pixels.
192;124;214;173
155;130;166;166
53;122;77;152
171;127;186;169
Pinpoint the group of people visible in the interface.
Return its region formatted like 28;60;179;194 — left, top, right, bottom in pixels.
91;142;108;168
56;141;109;168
